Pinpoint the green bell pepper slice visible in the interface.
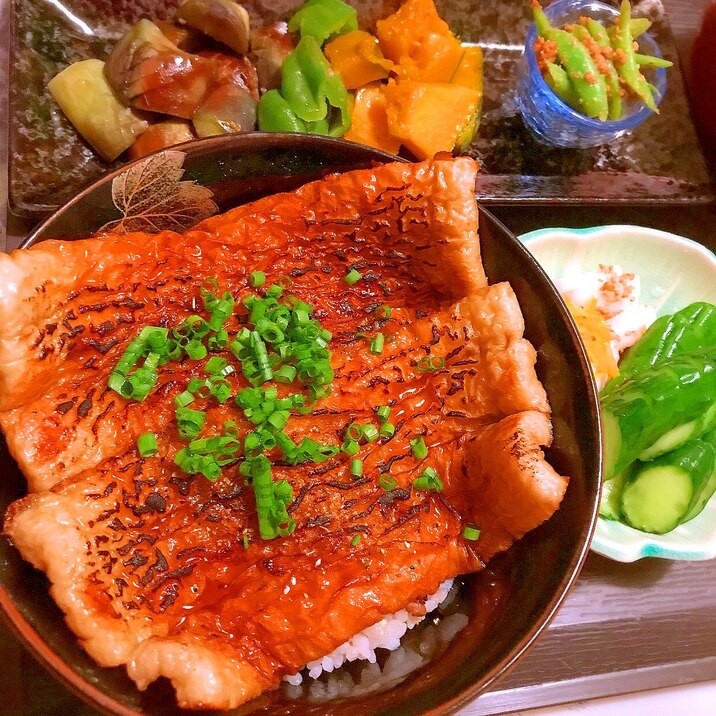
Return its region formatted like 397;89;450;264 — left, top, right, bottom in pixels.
288;0;358;47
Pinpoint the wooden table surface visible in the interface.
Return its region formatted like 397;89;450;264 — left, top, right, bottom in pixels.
1;1;715;715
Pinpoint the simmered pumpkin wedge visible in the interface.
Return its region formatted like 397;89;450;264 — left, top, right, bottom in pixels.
48;59;149;161
384;80;481;159
343;83;401;154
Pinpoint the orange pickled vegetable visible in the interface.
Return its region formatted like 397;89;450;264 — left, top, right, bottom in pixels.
564;298;620;385
324;30;393;89
384;80;480;160
343;83;401;154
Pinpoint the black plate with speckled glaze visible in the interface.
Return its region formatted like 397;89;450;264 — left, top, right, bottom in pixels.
8;0;712;217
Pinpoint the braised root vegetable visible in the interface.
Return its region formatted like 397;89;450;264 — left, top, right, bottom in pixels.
48;59;149;161
250;22;295;92
128;120;195;160
198;50;259;99
193;84;257;136
620;434;716;533
105;19;214;119
601;351;716;479
176;0;251;55
384;79;481;160
343;83;401;154
324;30;392;89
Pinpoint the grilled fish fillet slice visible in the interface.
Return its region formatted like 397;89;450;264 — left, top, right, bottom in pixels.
0;158;483;492
2;156;569;710
5;410;564;710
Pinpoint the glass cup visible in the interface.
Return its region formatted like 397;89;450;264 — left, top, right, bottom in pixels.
515;0;668;149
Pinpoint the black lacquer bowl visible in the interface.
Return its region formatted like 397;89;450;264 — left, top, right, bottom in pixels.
0;134;601;716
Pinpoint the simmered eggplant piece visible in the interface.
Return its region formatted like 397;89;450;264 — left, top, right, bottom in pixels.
250;21;295;92
176;0;250;55
155;20;205;52
105;19;214;119
48;59;149;161
199;50;259;99
192;84;257;136
128;120;196;160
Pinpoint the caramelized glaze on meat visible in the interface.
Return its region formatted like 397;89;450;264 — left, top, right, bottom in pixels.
1;158;567;710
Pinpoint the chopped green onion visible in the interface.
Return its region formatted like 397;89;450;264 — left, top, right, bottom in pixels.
242;533;250;549
375;304;392;319
379;422;395;439
345;269;362;286
266;284;284;298
378;474;397;491
342;438;360;456
274;365;297;383
370;333;384;354
174;390;195;408
417;355;445;373
413;466;443;492
363;424;379;443
137;432;158;457
208;377;232;404
250;271;266;287
376;405;391;423
208;329;228;351
205;356;229;375
176;406;206;441
351;534;362;546
410;437;428;460
185;339;208;360
346;423;364;441
350;458;363;477
463;525;481;541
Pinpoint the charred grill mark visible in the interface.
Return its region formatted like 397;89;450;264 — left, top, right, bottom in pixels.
97;549;118;574
107;518;127;532
96;321;115;335
152;564;195;592
117;534;157;556
289;265;318;277
381;502;431;536
77;297;146;314
130;492;167;517
176;546;207;561
375;454;408;473
377;488;411;512
77;390;95;418
158;583;179;611
91;401;115;435
96;503;120;522
123;551;149;573
306;515;332;528
55;399;75;415
133;478;158;497
287;476;371;514
88;337;119;355
170;474;197;496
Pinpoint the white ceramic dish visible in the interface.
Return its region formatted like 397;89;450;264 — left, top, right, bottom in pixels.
519;224;716;562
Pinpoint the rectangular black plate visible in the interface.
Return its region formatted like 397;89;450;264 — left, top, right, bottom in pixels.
8;0;714;215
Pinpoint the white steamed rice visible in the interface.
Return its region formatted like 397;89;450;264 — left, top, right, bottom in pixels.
283;578;463;688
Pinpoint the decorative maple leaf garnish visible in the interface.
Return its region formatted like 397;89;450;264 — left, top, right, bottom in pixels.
101;150;218;234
